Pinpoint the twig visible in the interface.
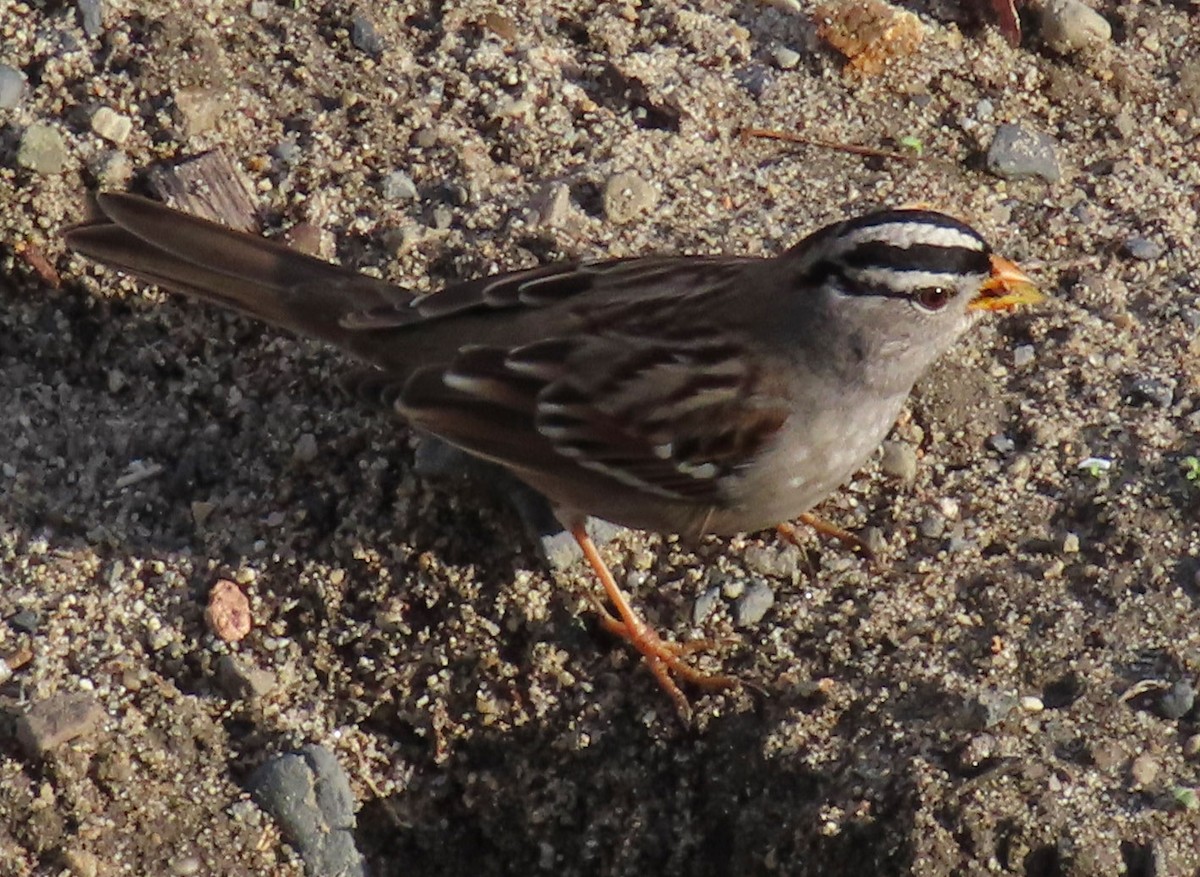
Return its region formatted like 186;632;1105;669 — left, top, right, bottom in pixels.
740;127;928;163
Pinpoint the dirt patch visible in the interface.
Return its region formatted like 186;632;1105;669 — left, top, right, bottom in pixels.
2;1;1199;875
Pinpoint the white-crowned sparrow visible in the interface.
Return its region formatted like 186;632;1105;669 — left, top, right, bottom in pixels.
65;193;1041;717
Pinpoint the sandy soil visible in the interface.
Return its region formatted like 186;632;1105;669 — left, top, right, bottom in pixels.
2;1;1200;875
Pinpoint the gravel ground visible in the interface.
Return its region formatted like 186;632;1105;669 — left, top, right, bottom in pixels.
2;1;1200;875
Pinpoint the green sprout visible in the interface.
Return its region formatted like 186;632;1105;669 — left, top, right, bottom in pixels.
1172;786;1199;811
1183;456;1200;483
1077;457;1112;479
898;135;924;156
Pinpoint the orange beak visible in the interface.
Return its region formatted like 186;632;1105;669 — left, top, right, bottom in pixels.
969;255;1044;312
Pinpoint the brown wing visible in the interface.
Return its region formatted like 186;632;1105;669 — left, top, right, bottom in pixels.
396;329;791;505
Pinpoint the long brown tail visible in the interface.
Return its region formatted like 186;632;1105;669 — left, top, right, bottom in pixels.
63;192;414;353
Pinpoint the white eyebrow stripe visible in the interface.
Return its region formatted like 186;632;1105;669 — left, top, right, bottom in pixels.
834;222;985;254
841;267;965;292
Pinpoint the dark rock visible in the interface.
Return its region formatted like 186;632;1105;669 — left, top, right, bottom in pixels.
350;10;382;56
249;745;366;877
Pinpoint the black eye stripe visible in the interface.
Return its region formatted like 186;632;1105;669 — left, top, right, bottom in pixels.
840;241;991;277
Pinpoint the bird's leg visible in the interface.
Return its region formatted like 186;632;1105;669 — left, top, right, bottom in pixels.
778;513;875;562
569;523;737;720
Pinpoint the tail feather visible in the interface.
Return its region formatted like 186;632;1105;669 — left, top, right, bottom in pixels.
64;192;414;351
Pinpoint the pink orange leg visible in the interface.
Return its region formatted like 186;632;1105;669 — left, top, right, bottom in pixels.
779;513;875;561
570;524;737;720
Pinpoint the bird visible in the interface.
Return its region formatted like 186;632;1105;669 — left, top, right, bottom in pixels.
64;192;1042;718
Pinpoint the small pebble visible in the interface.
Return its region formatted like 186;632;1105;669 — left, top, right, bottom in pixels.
77;0;103;37
9;608;40;633
191;501;215;527
350;10;382;55
720;576;745;600
205;579;252;642
986;124;1062;183
174;86;225;136
879;440;918;482
693;587;722;625
293;432;318;464
918;514;945;539
0;64;27;109
216;654;276;700
1130;753;1159;786
15;692;106;757
90;149;132;187
1184;735;1200;759
170;857;202;876
602;171;657;224
973;689;1017;729
1062;532;1080;554
772;46;801;69
272;134;302;166
533;182;572;227
957;733;997;770
90;106;132;144
1019;695;1045;713
742;544;800;579
1039;0;1112;54
249;0;271;19
17;124;69;175
429;205;453;230
1160;680;1195;720
1013;345;1035;367
734;580;775;626
1128;377;1174;409
380;170;418;201
987;433;1016;454
61;848;101;877
1123;236;1164;261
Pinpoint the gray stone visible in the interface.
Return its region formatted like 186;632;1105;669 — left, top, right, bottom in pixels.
1040;0;1111;54
1160;680;1195;720
1128;377;1174;408
1123;236;1164;261
16;124;68;175
15;692;105;757
90;150;132;187
692;587;722;625
972;689;1018;729
380;169;418;201
77;0;103;37
90;106;132;144
0;64;27;109
250;745;366;877
602;171;657;224
272;134;302;166
918;513;945;539
350;10;382;56
879;440;918;482
533;182;572;227
292;432;318;464
734;580;775;626
1013;344;1036;367
986;124;1062;183
215;655;276;700
987;433;1016;454
9;608;40;633
742;544;800;579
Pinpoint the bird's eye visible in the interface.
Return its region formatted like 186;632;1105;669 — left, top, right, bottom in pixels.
915;286;953;311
